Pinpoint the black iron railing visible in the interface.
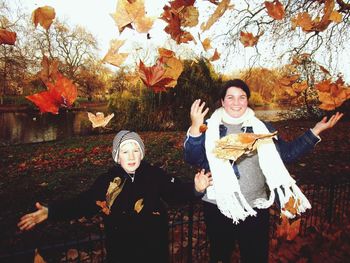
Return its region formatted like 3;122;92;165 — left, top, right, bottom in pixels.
1;181;349;263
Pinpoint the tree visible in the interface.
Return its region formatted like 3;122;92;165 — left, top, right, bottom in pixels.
217;0;350;76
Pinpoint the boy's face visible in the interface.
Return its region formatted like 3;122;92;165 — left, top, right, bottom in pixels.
118;141;142;173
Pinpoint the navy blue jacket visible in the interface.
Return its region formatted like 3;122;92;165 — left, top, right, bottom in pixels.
184;122;320;174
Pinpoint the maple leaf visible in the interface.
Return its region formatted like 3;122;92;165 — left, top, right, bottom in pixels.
38;55;59;82
276;214;301;241
26;73;77;114
138;60;174;93
102;39;129;68
210;48;220;61
239;31;263;47
213;132;278;161
265;0;285;20
160;0;196;44
0;29;17;45
158;48;184;88
110;0;154;33
179;6;199;27
201;0;234;32
32;6;56;30
87;112;114;128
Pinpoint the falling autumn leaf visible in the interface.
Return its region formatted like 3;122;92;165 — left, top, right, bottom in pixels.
110;0;154;33
102;39;129;68
160;1;196;44
158;48;183;88
329;10;342;23
239;31;263;47
200;37;212;51
32;6;56;30
138;60;174;93
209;48;220;61
0;29;16;45
38;56;59;82
26;73;77;114
201;0;234;32
265;0;285;20
213;132;278;161
87;112;114;128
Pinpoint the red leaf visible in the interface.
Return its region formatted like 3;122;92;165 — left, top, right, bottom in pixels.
138;60;174;93
26;73;77;114
0;29;17;45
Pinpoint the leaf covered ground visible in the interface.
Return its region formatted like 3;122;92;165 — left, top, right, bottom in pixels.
0;119;349;261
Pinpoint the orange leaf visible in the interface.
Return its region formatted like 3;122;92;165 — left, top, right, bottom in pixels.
0;29;16;45
265;0;285;20
199;36;212;51
138;60;174;93
34;248;46;263
32;6;56;30
276;215;301;241
102;39;129;68
26;73;77;114
199;124;208;133
329;10;342;23
239;31;262;47
96;200;110;215
38;56;59;82
209;48;220;61
159;55;184;88
201;0;234;32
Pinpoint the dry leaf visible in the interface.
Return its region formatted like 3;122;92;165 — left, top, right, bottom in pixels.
34;248;46;263
102;39;128;68
276;214;301;241
134;198;144;213
0;29;17;45
158;49;184;88
87;112;114;128
110;0;154;33
213;132;277;161
201;0;234;32
96;200;110;215
210;48;220;61
32;6;56;30
239;31;262;47
106;177;126;209
199;124;208;133
265;0;285;20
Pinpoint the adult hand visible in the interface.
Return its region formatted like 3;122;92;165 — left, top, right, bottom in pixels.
189;99;209;136
17;202;48;231
311;112;344;136
194;169;213;193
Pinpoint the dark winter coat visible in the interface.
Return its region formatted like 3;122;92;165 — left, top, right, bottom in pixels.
48;161;197;263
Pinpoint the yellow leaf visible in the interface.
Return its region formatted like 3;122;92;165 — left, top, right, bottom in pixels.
329;10;342;23
134;198;144;213
87;112;114;128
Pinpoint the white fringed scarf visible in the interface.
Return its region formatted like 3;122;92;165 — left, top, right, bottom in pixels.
205;107;311;224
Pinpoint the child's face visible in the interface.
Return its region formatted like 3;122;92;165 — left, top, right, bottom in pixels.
118;141;142;173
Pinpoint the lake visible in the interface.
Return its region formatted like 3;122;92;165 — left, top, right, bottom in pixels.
0;106;289;146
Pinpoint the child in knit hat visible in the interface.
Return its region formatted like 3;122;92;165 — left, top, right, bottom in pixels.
18;130;212;263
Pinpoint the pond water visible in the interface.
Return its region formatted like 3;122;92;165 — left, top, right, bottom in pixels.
0;106;289;146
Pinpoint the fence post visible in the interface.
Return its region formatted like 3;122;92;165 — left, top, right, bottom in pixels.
327;177;335;225
187;202;194;263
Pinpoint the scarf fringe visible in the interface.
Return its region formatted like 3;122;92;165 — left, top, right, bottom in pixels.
217;191;257;224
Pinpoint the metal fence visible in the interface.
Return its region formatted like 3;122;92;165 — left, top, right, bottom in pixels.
1;181;349;263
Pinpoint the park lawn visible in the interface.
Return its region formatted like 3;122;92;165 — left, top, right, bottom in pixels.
0;119;349;259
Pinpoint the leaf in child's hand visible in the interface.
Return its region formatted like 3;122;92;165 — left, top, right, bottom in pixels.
96;201;110;215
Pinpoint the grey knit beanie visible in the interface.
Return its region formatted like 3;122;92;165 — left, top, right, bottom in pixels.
112;130;145;162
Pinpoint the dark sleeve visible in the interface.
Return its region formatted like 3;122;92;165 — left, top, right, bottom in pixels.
264;122;321;164
48;173;109;221
183;132;210;171
156;167;197;204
